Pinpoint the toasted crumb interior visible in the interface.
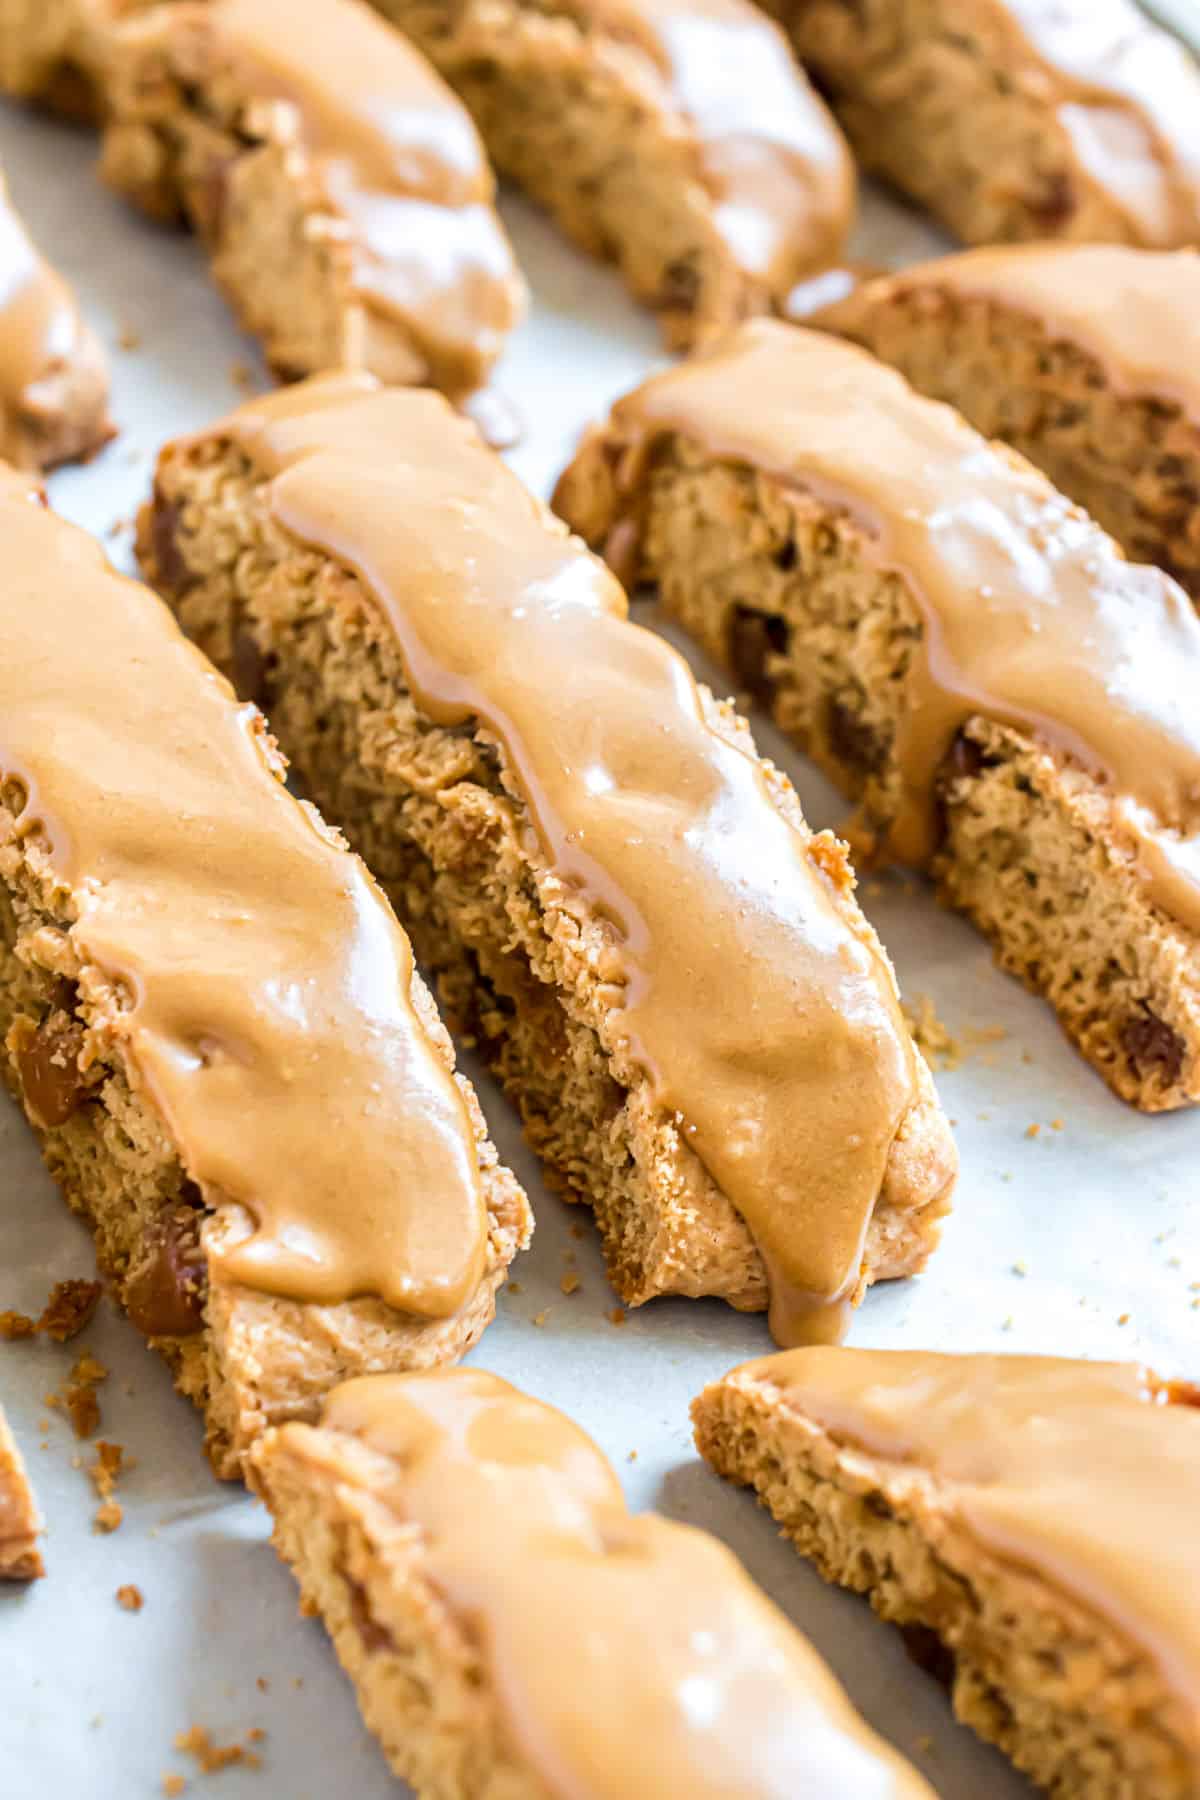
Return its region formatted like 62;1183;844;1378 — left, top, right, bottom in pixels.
603;441;1200;1109
693;1377;1200;1800
829;288;1200;601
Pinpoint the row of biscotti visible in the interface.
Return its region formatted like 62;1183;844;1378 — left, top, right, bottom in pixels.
7;0;1200;383
0;396;953;1482
11;1349;1191;1800
555;310;1200;1109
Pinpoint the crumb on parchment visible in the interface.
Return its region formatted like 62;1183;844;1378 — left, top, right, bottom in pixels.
560;1272;581;1296
0;1310;37;1339
608;1308;626;1327
89;1440;126;1532
173;1724;265;1774
162;1777;187;1798
37;1279;101;1342
116;1584;143;1611
902;994;1006;1073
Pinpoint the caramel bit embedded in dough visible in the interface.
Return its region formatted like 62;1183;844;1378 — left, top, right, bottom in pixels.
37;1278;102;1342
11;1007;89;1129
123;1192;208;1339
116;1583;143;1611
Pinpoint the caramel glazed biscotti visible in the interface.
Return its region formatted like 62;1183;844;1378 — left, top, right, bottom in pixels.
0;167;111;470
694;1350;1200;1800
139;374;957;1348
0;467;531;1479
819;244;1200;603
365;0;854;347
252;1366;938;1798
767;0;1200;251
555;321;1200;1111
5;0;526;396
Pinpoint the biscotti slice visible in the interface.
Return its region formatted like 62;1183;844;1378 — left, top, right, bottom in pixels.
252;1366;937;1798
0;169;111;470
139;373;956;1347
693;1350;1200;1800
0;1406;43;1579
819;245;1200;602
769;0;1200;251
554;319;1200;1111
365;0;853;348
97;0;525;394
0;465;530;1480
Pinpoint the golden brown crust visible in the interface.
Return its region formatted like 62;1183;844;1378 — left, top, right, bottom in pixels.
0;1406;43;1580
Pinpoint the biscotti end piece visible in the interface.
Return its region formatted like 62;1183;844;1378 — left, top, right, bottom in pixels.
0;172;112;471
0;1407;43;1579
97;0;525;393
694;1349;1200;1800
140;373;957;1346
367;0;853;348
252;1367;938;1798
0;465;530;1479
555;319;1200;1112
776;0;1200;252
819;244;1200;602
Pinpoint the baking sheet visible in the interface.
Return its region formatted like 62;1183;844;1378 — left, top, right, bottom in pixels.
0;93;1198;1800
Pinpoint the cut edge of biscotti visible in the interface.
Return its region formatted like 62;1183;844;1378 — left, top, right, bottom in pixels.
691;1350;1200;1800
136;378;957;1341
0;1405;44;1579
366;0;853;349
0;469;531;1481
250;1366;938;1797
93;0;526;395
815;244;1200;603
552;323;1200;1113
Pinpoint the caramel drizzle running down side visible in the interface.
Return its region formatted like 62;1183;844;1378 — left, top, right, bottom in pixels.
567;0;853;288
980;0;1200;245
316;1368;937;1798
214;372;925;1348
0;175;90;456
730;1347;1200;1716
0;469;487;1317
594;320;1200;937
192;0;522;387
833;244;1200;420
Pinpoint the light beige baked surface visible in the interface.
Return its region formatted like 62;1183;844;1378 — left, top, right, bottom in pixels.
820;244;1200;601
693;1348;1200;1800
138;374;957;1345
252;1367;938;1798
554;320;1200;1111
768;0;1200;250
365;0;853;347
0;465;530;1480
0;1405;42;1580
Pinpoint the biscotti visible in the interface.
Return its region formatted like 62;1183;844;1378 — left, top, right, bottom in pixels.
693;1349;1200;1800
820;245;1200;601
554;320;1200;1111
97;0;525;393
0;0;114;117
139;373;956;1346
365;0;853;348
0;1406;42;1579
252;1366;937;1798
0;169;111;469
769;0;1200;250
0;465;530;1480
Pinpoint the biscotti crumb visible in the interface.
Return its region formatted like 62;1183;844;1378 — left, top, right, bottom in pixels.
37;1279;102;1342
560;1272;581;1296
1051;1118;1064;1131
531;1310;548;1327
162;1777;187;1797
173;1725;263;1773
1026;1123;1040;1139
1012;1261;1028;1277
1117;1313;1131;1326
117;325;141;351
229;362;255;394
0;1311;37;1340
506;1281;522;1295
116;1583;143;1611
89;1440;125;1530
94;1500;122;1532
62;1351;108;1439
608;1308;626;1327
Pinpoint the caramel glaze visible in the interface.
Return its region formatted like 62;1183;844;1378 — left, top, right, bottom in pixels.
730;1348;1200;1718
986;0;1200;246
193;0;523;391
211;370;927;1347
312;1368;937;1797
568;0;853;288
0;467;487;1317
0;175;93;463
828;244;1200;422
582;320;1200;938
